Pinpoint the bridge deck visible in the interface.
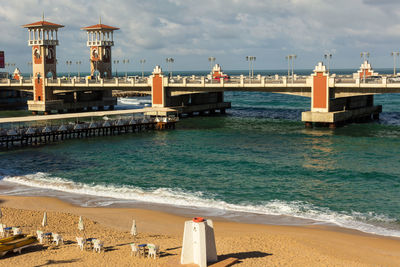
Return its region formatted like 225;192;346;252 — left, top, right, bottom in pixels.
2;75;400;96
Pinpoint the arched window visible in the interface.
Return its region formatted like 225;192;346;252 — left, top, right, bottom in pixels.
92;49;99;59
34;49;40;59
47;48;54;59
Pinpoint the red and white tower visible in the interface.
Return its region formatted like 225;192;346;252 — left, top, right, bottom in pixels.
22;16;63;114
81;19;119;78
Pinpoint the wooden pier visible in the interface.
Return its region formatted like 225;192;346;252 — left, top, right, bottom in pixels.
0;108;178;149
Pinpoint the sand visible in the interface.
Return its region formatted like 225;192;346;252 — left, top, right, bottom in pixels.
0;195;399;267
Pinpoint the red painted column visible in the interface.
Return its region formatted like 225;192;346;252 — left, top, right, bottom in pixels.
151;66;165;107
311;62;330;112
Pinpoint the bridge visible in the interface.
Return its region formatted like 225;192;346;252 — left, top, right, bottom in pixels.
1;61;400;127
1;17;399;128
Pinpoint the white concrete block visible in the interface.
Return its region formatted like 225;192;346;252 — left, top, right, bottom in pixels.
181;218;217;267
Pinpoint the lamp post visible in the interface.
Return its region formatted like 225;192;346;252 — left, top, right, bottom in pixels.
246;56;256;80
5;62;15;78
285;56;290;78
66;60;72;79
122;59;130;78
113;59;119;77
324;53;332;74
285;54;296;84
391;52;399;76
76;61;81;79
139;59;146;79
208;56;216;83
166;57;174;78
360;52;370;83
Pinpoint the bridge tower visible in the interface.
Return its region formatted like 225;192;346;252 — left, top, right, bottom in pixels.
82;19;119;78
22;16;64;114
302;62;381;128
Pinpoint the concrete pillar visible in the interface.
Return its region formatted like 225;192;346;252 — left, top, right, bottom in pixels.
151;65;166;107
311;62;329;112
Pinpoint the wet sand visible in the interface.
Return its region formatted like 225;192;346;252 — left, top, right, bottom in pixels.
0;195;399;266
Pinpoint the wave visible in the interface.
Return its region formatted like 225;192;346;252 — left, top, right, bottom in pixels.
2;172;400;237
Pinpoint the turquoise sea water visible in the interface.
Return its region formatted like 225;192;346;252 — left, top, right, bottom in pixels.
1;70;400;237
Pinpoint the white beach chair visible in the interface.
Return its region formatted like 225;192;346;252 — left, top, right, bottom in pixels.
147;243;160;259
52;233;64;246
36;230;44;244
12;227;22;235
130;243;139;256
0;224;6;238
93;239;103;253
76;237;85;250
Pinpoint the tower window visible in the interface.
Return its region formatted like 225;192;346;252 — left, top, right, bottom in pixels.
34;49;40;59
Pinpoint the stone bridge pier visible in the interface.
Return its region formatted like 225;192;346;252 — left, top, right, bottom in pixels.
147;65;231;117
302;62;382;128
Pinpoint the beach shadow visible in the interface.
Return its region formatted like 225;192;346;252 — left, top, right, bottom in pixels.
104;245;118;252
0;244;47;259
159;251;177;258
217;251;272;264
165;246;181;251
34;258;81;266
115;242;132;247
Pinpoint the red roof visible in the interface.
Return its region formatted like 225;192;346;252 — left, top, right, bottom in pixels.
22;20;64;28
81;24;119;31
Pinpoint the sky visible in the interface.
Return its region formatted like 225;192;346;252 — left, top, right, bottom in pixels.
2;0;400;73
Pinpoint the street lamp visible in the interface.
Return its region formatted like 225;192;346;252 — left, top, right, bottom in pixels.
285;54;297;83
66;60;72;79
139;59;146;79
122;59;130;78
166;57;174;78
324;53;332;74
208;56;216;83
246;56;256;79
113;59;119;77
391;52;399;76
5;62;16;78
76;61;82;79
360;52;370;83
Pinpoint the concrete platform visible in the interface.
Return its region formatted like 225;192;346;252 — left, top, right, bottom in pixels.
302;105;382;126
144;102;231;116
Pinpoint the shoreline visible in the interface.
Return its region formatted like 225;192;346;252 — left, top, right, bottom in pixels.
0;179;399;239
0;194;400;266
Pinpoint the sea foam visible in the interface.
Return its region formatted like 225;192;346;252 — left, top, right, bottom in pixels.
2;172;400;238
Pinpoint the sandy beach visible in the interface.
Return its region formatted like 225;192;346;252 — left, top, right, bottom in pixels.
0;195;398;266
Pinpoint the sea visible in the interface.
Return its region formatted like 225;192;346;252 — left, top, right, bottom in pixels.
0;69;399;238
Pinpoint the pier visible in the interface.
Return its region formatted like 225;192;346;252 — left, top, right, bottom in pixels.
0;108;178;149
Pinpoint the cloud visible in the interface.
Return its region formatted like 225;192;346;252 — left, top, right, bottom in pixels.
1;0;400;72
